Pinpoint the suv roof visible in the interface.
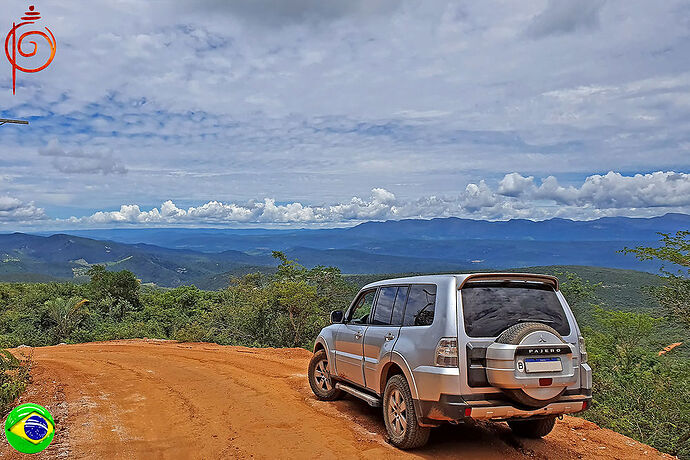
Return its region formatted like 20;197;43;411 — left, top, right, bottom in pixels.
362;273;559;291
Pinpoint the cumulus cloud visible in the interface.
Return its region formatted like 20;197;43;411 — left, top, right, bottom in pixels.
0;196;47;222
525;0;606;38
39;140;127;176
62;171;690;226
497;171;690;209
498;173;537;197
67;188;403;225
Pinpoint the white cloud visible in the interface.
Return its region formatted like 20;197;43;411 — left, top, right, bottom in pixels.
500;171;690;208
0;195;47;222
58;171;690;227
498;173;537;197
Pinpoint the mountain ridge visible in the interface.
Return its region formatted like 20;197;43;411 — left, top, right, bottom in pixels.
0;213;686;287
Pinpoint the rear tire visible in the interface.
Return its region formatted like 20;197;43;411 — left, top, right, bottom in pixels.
383;374;430;449
308;349;342;401
508;416;557;438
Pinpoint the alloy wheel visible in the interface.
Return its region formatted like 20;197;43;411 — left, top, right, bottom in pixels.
387;388;407;437
314;359;332;392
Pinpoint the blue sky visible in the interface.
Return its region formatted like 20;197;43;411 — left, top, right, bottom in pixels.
0;0;689;228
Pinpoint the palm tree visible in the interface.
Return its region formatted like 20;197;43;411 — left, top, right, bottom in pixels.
45;297;88;342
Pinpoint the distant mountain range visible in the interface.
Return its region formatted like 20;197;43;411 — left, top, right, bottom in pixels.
0;213;686;288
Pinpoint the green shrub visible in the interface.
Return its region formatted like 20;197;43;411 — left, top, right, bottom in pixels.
583;307;690;458
0;349;31;415
173;323;208;342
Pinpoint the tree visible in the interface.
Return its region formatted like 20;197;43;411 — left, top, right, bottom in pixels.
557;271;601;306
623;231;690;270
45;297;89;342
272;251;356;312
587;307;657;369
273;279;320;347
623;231;690;326
87;266;140;319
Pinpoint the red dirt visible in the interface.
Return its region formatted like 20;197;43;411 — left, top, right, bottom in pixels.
0;340;676;459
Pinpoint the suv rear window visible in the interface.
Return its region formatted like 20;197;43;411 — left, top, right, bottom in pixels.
461;282;570;337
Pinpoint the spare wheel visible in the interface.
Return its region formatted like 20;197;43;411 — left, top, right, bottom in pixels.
486;322;577;408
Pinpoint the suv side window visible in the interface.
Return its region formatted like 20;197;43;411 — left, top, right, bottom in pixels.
371;286;397;325
390;286;409;326
348;289;376;324
403;284;436;326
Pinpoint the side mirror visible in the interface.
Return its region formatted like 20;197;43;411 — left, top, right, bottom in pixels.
330;310;344;324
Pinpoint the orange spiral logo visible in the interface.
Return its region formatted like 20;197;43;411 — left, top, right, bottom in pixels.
4;6;57;95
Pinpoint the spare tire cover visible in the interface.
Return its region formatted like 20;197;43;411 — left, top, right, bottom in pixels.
488;322;571;408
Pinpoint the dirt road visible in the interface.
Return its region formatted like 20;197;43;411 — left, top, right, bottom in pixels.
0;340;674;459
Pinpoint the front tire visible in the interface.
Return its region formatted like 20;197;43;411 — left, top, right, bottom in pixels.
308;349;342;401
508;416;557;438
383;374;430;449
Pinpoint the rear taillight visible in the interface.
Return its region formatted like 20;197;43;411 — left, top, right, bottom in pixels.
435;337;458;367
578;336;588;363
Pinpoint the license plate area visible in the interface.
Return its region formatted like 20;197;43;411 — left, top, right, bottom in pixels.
524;357;562;373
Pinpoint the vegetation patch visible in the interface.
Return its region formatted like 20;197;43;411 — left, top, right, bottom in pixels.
0;350;31;416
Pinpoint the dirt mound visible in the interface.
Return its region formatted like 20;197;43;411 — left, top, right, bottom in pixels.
0;340;675;459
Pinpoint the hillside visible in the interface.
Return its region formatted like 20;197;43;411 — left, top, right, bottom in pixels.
0;233;272;287
0;233;471;288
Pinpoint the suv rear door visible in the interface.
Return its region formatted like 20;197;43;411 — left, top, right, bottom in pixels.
363;285;408;393
459;280;573;390
334;289;376;386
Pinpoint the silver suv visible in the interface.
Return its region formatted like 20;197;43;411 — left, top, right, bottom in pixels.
308;273;592;449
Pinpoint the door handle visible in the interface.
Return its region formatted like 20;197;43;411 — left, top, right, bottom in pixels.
354;331;363;340
385;333;395;341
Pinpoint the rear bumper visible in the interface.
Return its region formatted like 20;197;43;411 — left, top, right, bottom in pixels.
414;390;592;426
467;398;591;420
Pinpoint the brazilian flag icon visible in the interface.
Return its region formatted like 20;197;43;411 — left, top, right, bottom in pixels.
5;403;55;454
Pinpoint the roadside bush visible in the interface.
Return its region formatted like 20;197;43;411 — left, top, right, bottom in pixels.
583;307;690;458
0;349;31;415
173;323;208;342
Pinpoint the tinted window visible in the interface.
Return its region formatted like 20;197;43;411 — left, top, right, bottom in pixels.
403;285;436;326
391;286;409;326
372;287;397;325
349;290;376;323
461;282;570;337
